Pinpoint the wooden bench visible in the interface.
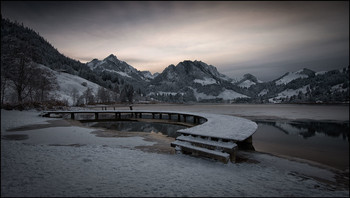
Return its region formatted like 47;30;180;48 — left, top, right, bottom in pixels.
171;140;230;163
171;134;238;163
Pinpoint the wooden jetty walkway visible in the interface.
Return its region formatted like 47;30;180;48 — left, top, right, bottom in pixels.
41;110;258;163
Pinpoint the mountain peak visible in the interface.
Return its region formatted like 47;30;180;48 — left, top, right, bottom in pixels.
105;54;118;61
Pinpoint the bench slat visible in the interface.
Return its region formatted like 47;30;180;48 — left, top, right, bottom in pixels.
176;135;237;150
171;140;230;159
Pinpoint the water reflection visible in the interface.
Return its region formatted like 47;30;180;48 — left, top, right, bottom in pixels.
255;120;349;141
83;121;187;138
253;120;349;170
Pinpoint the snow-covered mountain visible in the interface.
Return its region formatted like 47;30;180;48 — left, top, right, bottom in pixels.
236;73;263;88
265;68;349;103
2;16;348;105
87;54;153;82
148;60;249;102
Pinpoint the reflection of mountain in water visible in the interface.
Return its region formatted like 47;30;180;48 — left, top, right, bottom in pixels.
256;120;349;141
85;121;187;138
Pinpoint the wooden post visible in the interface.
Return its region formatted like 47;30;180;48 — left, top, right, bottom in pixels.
95;113;99;120
178;114;181;122
159;113;162;119
71;113;74;120
152;113;155;119
168;113;172;120
183;115;187;122
139;113;142;118
229;147;237;163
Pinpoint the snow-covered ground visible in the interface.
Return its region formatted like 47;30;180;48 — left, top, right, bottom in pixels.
1;108;349;197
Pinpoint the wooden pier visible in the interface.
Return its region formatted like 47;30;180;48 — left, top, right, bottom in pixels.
41;110;258;163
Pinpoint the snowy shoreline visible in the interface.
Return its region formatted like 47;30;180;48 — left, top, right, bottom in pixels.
1;108;349;197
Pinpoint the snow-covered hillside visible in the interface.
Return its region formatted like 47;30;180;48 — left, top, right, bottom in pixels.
275;69;313;85
269;85;310;103
238;80;256;88
38;65;103;106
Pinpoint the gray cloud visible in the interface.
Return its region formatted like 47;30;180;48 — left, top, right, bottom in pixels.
1;1;348;80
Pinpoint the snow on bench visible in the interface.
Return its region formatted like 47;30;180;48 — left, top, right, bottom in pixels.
176;135;237;150
171;140;230;163
177;113;258;142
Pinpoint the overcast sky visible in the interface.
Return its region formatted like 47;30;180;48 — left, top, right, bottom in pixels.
1;1;349;81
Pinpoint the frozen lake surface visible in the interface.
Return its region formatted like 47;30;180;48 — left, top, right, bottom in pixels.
1;104;349;197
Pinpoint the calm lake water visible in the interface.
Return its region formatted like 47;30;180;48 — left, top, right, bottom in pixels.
253;120;349;170
84;121;188;138
83;119;349;171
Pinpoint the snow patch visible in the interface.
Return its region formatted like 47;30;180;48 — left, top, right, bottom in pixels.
238;80;256;88
275;72;308;85
193;77;217;86
331;84;348;92
190;88;248;101
258;89;268;96
316;71;327;76
269;85;310;103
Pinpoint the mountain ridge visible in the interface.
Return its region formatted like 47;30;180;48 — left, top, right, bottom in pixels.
1;17;349;105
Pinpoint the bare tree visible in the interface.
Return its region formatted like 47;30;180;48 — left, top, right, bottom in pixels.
5;54;37;103
83;87;95;105
120;84;134;103
97;87;110;104
111;85;119;102
70;87;79;105
1;68;9;106
29;66;59;102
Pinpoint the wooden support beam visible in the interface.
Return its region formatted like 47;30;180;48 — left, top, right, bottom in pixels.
159;113;162;119
168;113;172;120
183;115;187;122
71;113;74;120
193;116;197;124
178;114;181;122
95;113;99;120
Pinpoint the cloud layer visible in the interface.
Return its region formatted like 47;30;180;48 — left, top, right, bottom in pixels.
1;1;349;80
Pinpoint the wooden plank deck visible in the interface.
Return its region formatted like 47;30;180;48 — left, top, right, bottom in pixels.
41;109;257;163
